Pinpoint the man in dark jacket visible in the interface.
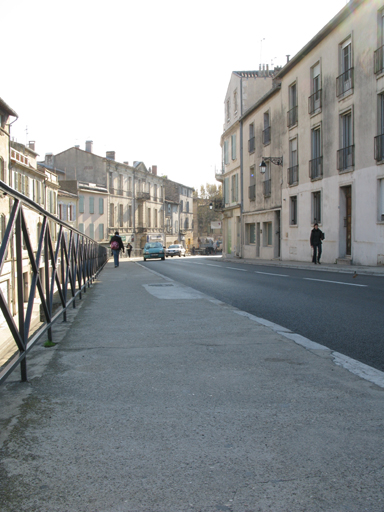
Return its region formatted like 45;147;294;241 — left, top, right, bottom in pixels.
110;231;124;267
310;223;324;264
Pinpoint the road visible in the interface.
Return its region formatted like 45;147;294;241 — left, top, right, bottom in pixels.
141;256;384;372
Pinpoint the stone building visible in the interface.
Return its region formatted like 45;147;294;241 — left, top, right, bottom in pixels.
163;179;194;250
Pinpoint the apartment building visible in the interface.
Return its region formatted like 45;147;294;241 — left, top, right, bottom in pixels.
218;0;384;266
163;179;194;249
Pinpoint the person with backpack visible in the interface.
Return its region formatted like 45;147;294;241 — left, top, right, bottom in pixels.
110;231;124;267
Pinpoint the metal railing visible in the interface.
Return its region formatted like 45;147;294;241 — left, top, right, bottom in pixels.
262;126;271;145
374;46;384;75
308;90;322;115
287;106;298;128
263;179;271;197
337;145;355;171
374;134;384;162
288;165;299;186
336;68;354;97
136;191;150;201
0;181;108;386
309;156;323;180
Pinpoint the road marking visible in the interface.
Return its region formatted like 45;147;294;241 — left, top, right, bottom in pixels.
303;278;367;287
206;264;222;267
255;271;289;277
226;267;248;272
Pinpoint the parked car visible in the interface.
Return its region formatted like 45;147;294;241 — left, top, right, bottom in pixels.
166;244;186;257
143;242;165;261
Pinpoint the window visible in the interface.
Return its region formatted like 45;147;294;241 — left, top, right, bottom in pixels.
99;223;104;240
154;209;158;228
224;177;229;204
290;196;298;225
119;174;123;194
246;223;256;244
0;157;4;182
154;184;157;201
110;203;115;226
231;134;236;160
249;166;256;201
128;205;132;227
224;140;229;165
231;174;238;202
338;111;354;171
374;9;384;74
180;200;184;212
379;179;384;221
337;38;353;96
68;204;74;221
234;90;238;114
119;204;124;227
263;162;271;198
0;214;7;259
310;127;322;179
263;112;271;145
147;208;151;227
79;223;84;234
248;124;255;153
89;223;94;240
263;222;273;246
79;195;84;213
288;83;298;127
128;177;132;194
109;172;114;191
312;191;321;224
375;94;384;161
226;99;230;122
99;197;104;214
309;63;321;114
89;197;94;214
186;201;189;213
288;138;298;185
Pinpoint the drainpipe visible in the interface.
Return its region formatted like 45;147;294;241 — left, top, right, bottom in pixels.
132;170;136;255
239;77;244;259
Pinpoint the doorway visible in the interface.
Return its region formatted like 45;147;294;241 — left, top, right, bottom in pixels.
339;186;352;257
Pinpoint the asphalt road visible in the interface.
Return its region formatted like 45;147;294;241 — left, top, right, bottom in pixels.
141;256;384;372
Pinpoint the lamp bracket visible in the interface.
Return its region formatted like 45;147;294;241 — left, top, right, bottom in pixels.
262;156;283;166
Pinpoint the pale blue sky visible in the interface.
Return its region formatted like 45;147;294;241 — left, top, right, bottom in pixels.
2;0;348;190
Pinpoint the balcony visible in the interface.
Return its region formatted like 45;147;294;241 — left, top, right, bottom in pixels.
309;156;323;180
288;165;299;186
337;145;355;171
136;191;150;201
248;184;256;201
262;126;271;145
336;68;354;97
374;45;384;75
117;189;124;196
308;89;322;115
248;137;255;153
375;134;384;162
215;168;225;181
287;106;298;128
263;179;271;198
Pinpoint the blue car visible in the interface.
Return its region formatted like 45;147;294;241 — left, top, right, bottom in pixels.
143;242;165;261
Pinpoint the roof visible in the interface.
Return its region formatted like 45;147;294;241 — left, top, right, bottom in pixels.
0;97;18;118
78;181;108;194
275;0;364;79
58;189;78;198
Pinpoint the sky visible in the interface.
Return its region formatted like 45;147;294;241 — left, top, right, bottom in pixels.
2;0;348;191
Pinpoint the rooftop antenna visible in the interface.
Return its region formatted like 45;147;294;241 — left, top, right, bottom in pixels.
260;38;265;67
25;126;28;145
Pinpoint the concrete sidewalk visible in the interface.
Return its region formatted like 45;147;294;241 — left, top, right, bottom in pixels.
1;258;384;512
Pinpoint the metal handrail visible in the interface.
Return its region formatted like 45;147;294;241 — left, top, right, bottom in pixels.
308;89;322;115
288;165;299;185
0;181;108;386
336;68;354;97
374;45;384;75
309;156;323;179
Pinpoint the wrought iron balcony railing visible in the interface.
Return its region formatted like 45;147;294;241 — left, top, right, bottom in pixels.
336;68;354;97
0;181;108;386
308;89;322;115
288;165;299;186
136;191;150;201
374;45;384;75
337;145;355;171
374;134;384;162
248;137;255;153
309;156;323;180
287;106;298;128
262;126;271;145
263;179;271;197
248;184;256;201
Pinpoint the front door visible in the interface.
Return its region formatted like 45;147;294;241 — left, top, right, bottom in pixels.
345;186;352;256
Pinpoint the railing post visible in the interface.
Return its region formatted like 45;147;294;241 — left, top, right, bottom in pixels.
15;210;27;382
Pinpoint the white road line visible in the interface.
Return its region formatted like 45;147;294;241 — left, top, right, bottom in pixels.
206;264;222;267
303;278;367;287
226;267;248;272
255;271;289;277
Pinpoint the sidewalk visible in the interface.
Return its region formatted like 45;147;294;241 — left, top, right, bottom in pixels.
1;258;384;512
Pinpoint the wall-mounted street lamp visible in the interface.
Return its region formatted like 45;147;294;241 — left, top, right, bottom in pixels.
259;156;283;173
209;203;213;210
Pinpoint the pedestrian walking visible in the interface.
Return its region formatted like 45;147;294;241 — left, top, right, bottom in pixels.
310;223;324;264
110;231;124;267
126;243;132;258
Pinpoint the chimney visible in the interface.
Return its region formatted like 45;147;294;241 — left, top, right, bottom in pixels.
286;55;290;63
123;161;129;165
106;151;115;161
85;140;93;153
266;64;269;75
28;141;35;151
75;145;80;149
152;165;157;176
45;153;53;167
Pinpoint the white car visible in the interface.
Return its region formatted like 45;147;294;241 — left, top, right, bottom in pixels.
166;244;186;257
